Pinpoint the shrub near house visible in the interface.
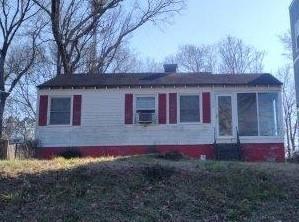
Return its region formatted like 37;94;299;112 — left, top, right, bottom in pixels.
36;65;285;161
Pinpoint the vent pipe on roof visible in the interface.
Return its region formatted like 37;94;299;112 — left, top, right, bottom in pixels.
163;64;178;73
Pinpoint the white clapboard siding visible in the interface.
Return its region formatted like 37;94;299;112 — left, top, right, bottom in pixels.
36;86;284;147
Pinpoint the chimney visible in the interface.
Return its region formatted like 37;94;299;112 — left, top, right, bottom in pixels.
163;64;178;73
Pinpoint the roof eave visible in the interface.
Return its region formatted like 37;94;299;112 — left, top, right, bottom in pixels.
38;83;283;90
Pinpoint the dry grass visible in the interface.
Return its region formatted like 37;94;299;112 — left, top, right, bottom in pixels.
0;157;117;176
1;155;299;221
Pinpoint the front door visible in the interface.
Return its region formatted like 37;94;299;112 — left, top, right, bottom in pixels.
216;95;233;138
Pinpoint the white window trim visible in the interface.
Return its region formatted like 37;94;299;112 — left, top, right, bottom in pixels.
47;96;73;126
178;93;202;125
216;94;235;139
134;94;158;125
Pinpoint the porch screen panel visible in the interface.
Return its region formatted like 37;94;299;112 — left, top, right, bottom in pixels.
237;93;258;136
258;93;279;136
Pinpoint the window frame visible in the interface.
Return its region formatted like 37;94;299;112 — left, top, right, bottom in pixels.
216;94;234;138
48;96;73;126
178;93;202;124
236;92;259;137
134;94;158;125
257;92;280;137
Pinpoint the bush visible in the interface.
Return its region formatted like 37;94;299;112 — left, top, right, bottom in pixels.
59;149;82;159
288;152;299;163
19;140;38;159
156;151;187;161
2;139;38;160
142;165;175;182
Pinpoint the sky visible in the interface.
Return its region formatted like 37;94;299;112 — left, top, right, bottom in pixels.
130;0;293;73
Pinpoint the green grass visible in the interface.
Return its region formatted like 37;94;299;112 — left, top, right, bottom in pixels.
1;155;299;221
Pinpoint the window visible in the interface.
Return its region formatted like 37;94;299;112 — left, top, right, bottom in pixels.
258;93;279;136
49;97;71;125
135;96;156;124
237;92;280;137
237;93;258;136
180;95;200;123
218;96;233;136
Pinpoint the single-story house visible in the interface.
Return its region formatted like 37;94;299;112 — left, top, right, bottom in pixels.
35;65;285;161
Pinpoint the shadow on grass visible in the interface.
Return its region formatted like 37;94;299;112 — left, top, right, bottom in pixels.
0;155;299;222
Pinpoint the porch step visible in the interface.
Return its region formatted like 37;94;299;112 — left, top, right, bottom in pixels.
215;143;241;161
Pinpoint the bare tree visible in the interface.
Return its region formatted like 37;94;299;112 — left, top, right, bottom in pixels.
3;105;35;141
138;58;163;73
2;39;54;140
106;45;140;73
278;66;298;157
33;0;185;75
218;36;265;74
164;37;264;74
278;31;298;156
0;0;43;138
166;44;216;72
9;57;53;120
279;30;293;60
81;42;140;73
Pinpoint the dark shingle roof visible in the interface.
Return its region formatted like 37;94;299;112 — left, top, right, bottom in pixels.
38;72;282;89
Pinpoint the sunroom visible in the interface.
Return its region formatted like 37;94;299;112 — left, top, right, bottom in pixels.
215;90;282;146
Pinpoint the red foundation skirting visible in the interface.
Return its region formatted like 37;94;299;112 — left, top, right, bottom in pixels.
37;143;285;162
37;145;215;159
241;143;285;162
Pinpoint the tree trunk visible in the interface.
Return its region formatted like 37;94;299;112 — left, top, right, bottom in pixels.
0;54;6;138
0;57;7;139
56;49;62;75
51;0;73;75
286;119;291;158
0;95;7;139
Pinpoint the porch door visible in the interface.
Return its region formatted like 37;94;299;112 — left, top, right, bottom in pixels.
217;95;233;138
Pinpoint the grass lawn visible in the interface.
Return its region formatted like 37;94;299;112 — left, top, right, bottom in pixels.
1;155;299;222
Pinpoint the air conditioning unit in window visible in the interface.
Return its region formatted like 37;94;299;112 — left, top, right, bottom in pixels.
136;112;156;124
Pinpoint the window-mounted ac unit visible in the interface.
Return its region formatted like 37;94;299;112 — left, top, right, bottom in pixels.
136;113;156;124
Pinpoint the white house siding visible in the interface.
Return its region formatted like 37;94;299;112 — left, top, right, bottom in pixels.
36;86;284;148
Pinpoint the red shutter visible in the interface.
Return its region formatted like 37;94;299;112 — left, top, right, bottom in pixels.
38;95;48;126
125;94;133;124
73;95;82;126
158;94;167;124
202;92;211;123
169;93;177;124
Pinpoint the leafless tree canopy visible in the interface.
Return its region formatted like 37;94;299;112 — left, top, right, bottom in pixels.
276;31;298;157
218;36;265;74
33;0;185;75
165;44;216;72
0;0;43;138
165;37;264;74
279;30;293;60
278;66;298;157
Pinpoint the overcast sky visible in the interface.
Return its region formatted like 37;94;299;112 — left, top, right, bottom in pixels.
130;0;293;73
